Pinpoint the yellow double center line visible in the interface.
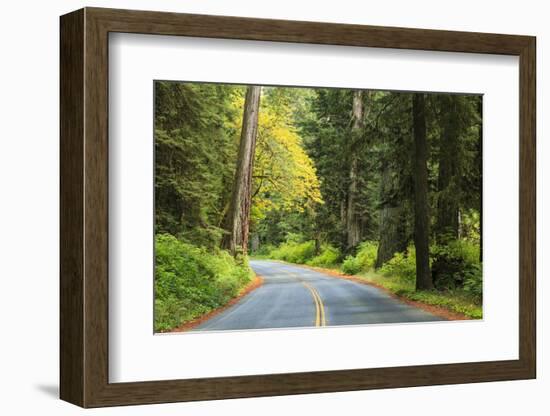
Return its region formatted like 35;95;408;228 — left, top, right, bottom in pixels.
302;281;327;327
282;271;327;327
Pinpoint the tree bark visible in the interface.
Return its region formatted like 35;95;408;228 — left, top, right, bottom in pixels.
412;93;433;290
314;234;321;256
477;96;483;263
221;86;262;256
375;164;408;268
250;233;260;252
346;90;364;251
435;96;460;243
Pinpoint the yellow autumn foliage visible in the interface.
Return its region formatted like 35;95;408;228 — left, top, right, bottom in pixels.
230;89;323;221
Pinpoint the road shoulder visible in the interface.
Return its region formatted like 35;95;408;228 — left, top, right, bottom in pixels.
293;263;473;321
168;274;264;333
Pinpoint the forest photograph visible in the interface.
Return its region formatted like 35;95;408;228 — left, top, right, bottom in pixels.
154;80;483;333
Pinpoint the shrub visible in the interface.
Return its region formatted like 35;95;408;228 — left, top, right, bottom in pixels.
354;241;378;270
154;233;252;331
341;255;362;275
251;243;275;257
284;232;306;243
431;240;481;290
463;263;483;302
377;240;482;295
307;244;341;267
379;246;417;282
335;241;379;275
269;240;316;264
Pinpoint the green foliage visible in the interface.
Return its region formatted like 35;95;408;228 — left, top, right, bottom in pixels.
354;241;379;270
265;239;377;275
341;255;362;275
358;271;482;319
250;243;275;257
341;240;379;275
431;240;481;290
252;88;323;220
284;232;307;244
376;239;482;296
154;81;484;326
463;264;483;302
300;89;382;246
307;244;342;267
268;240;316;264
379;246;418;282
154;234;252;331
302;241;378;275
399;289;482;319
154;81;242;248
459;209;481;243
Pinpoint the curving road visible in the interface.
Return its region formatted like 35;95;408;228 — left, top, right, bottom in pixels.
194;260;444;331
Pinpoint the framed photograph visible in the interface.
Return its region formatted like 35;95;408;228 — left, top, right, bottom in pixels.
60;7;536;408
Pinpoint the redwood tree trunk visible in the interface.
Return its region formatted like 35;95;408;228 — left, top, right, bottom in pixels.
412;93;433;290
221;85;261;256
346;90;364;251
478;96;483;263
375;164;408;268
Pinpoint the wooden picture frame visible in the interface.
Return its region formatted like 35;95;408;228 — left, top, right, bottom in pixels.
60;7;536;408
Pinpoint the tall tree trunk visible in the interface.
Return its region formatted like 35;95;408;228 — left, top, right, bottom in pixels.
313;228;322;256
477;96;483;263
340;199;347;247
221;86;261;256
376;206;407;268
346;90;364;251
375;163;408;268
435;96;460;243
412;93;433;290
250;233;260;252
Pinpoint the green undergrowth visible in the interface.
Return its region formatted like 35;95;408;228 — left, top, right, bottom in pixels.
353;270;482;319
258;237;482;320
341;241;378;274
154;233;253;331
261;240;343;268
307;244;342;267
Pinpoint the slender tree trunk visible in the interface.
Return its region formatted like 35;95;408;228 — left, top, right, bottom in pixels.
346;90;364;251
376;205;407;268
478;96;483;263
340;199;347;247
375;164;408;268
435;96;460;243
314;232;322;256
221;86;261;256
412;93;433;290
250;233;260;252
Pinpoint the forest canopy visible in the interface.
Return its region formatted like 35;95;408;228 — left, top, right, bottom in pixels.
154;80;483;331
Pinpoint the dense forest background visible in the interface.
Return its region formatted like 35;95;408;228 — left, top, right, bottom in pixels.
154;81;483;331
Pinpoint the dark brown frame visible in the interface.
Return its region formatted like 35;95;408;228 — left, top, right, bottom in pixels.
60;7;536;408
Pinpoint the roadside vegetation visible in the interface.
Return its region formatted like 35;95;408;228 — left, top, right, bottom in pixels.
155;234;253;331
254;238;482;319
153;82;321;331
155;80;483;330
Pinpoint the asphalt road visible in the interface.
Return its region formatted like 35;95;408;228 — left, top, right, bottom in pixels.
194;260;444;331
